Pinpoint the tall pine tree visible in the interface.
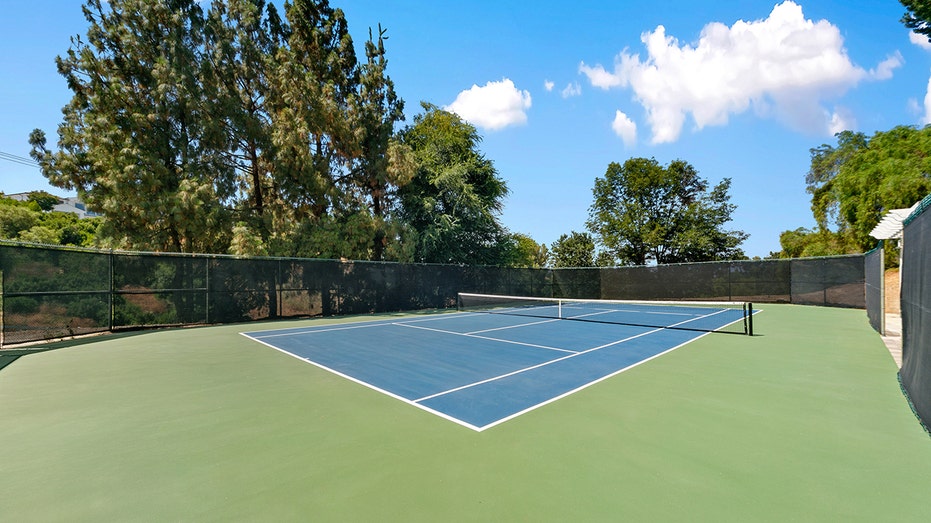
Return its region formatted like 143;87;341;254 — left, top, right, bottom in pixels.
31;0;234;252
32;0;411;260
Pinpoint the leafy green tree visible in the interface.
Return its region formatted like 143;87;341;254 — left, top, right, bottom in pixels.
805;130;868;237
802;126;931;251
0;204;39;239
397;103;512;265
0;196;101;246
774;227;857;259
27;191;62;211
228;221;269;256
586;158;747;265
595;250;616;267
550;231;596;268
39;212;102;246
901;0;931;41
287;207;377;260
18;226;60;245
508;233;549;268
671;177;748;262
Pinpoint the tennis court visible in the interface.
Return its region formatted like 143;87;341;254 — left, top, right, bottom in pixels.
2;303;930;521
243;296;754;430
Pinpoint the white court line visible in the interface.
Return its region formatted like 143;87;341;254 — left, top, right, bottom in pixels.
242;305;748;432
414;329;663;402
472;309;762;432
245;310;489;339
477;333;705;431
414;307;731;404
393;322;577;354
251;322;387;338
238;331;488;432
465;317;560;334
413;326;663;403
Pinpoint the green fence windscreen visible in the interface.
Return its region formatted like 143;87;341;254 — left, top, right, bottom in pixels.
864;244;884;335
0;242;866;346
900;193;931;430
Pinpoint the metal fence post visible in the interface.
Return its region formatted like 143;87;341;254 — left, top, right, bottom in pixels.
108;249;114;331
205;256;210;324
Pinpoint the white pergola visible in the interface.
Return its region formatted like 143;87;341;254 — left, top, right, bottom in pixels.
869;202;920;240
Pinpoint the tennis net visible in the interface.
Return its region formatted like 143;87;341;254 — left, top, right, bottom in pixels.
457;293;754;335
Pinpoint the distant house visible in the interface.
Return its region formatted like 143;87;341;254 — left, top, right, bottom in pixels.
5;192;100;219
53;196;100;219
5;192;31;202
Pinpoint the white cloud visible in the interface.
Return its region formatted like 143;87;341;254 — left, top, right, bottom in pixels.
561;82;582;98
578;62;625;89
446;78;532;131
611;110;637;146
579;1;895;143
544;80;555;92
910;31;931;51
869;52;904;80
827;107;855;135
923;72;931;125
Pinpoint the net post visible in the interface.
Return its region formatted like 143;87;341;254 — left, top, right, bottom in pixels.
747;302;753;336
558;299;562;319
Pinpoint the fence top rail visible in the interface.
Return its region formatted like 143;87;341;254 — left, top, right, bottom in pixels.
0;240;461;268
573;254;865;270
864;242;884;255
0;239;867;270
903;192;931;226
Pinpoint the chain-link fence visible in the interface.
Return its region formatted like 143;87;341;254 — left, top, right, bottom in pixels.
0;241;866;347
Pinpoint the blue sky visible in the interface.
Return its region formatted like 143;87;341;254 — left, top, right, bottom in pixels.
1;1;928;258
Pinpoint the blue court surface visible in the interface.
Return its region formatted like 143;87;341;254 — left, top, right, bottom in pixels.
242;309;744;431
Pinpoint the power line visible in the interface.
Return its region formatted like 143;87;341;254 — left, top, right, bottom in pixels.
0;150;40;168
